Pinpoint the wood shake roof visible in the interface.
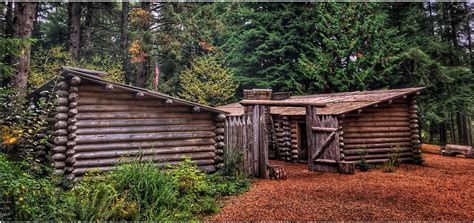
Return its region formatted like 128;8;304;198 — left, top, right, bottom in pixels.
217;87;424;116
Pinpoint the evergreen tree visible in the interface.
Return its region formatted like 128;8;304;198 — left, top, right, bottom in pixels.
179;55;236;106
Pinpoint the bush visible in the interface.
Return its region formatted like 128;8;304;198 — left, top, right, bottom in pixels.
68;158;251;221
358;151;372;172
0;154;71;220
0;155;251;221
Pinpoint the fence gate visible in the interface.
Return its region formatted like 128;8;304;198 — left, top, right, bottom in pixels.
306;107;354;173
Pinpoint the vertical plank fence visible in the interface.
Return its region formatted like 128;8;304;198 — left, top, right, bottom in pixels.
224;115;254;176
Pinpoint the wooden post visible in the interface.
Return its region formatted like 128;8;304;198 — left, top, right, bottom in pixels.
259;105;269;178
306;106;317;171
252;105;260;177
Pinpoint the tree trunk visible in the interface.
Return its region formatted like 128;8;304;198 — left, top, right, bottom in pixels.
464;2;472;68
120;2;130;84
68;2;81;61
82;3;94;51
461;114;469;145
456;112;465;145
5;2;14;37
450;113;456;144
9;2;36;97
439;123;447;146
428;1;435;36
135;1;151;88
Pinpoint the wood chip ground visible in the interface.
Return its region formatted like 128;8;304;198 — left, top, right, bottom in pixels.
210;154;473;221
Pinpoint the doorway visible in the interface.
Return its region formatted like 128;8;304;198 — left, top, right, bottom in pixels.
297;122;308;162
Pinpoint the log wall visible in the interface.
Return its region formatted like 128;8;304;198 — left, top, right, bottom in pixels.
50;79;220;179
340;98;415;163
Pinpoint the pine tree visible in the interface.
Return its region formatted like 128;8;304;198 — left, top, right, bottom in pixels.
179;55;236;106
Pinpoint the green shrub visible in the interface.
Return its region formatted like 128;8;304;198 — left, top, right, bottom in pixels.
0;156;251;221
0;154;70;221
358;151;372;172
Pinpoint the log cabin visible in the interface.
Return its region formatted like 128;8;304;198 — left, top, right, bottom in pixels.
218;87;424;168
28;67;227;180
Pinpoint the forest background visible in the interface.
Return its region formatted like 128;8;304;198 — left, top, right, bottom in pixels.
0;2;472;146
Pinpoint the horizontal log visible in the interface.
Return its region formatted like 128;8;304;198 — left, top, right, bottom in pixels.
53;146;67;153
351;157;413;164
343;147;412;155
76;118;214;128
215;128;224;135
343;132;411;139
54;136;68;145
343;126;411;133
55;129;68;136
409;114;418;119
76;131;216;144
77;104;189;113
344;112;409;117
74;145;215;160
76;124;215;135
344;137;411;144
56;106;69;113
215;114;226;122
344;142;412;149
72;162;216;176
78;97;167;106
76;111;213;120
75;138;215;151
343;121;409;127
343;116;410;123
312;127;337;132
68;117;77;125
215;142;225;148
73;151;216;168
55;121;68;130
214;135;224;142
79;84;129;92
68;93;78;102
70;86;79;93
58;97;68;106
68;125;77;133
53;153;66;161
359;107;409;113
240;100;326;107
345;152;413;161
57;81;69;90
79;91;146;99
54;161;65;169
57;90;69;97
70;76;81;86
69;102;78;109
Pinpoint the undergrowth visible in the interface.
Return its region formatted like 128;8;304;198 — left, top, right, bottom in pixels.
0;155;250;221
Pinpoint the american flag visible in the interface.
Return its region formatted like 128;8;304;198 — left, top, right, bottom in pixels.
153;62;160;91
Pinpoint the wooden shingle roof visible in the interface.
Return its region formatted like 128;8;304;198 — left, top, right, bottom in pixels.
29;66;228;114
217;87;424;116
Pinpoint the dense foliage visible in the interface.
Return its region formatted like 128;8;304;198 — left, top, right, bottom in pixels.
179;55;236;106
0;154;250;221
1;2;471;145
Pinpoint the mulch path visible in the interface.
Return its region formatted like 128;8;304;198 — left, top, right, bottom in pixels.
211;154;474;221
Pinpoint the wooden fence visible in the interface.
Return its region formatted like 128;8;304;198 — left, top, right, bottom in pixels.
224;115;253;175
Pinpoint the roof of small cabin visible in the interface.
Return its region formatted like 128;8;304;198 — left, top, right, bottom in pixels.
29;66;227;114
217;87;424;116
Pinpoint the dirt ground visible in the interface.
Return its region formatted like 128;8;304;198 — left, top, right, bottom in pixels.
211;154;474;221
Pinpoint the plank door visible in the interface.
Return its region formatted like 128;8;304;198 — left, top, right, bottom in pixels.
307;113;340;172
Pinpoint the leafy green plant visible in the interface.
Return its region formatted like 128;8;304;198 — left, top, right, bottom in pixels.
358;150;372;172
383;159;397;173
0;154;71;221
222;147;244;177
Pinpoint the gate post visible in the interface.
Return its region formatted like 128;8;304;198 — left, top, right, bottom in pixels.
305;105;318;171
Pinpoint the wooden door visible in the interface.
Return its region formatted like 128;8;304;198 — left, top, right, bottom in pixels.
306;111;340;172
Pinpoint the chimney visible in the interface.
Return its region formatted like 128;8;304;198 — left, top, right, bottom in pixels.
243;89;273;100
